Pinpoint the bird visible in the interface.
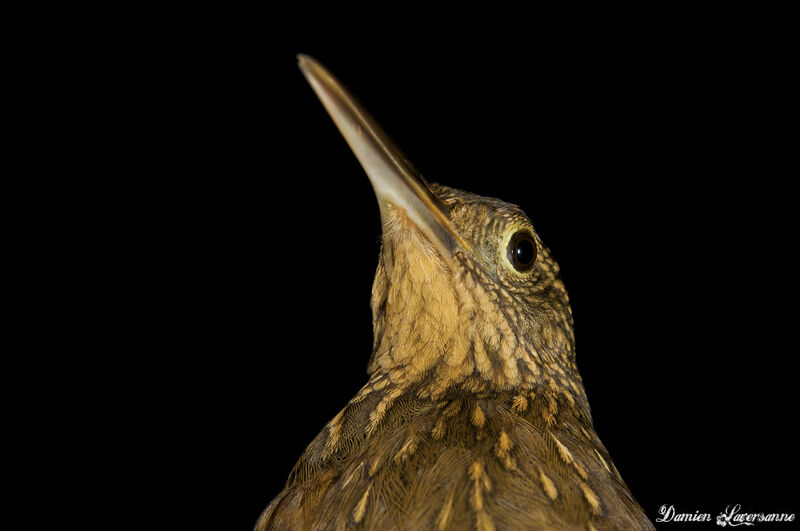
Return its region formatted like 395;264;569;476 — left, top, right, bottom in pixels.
255;55;654;530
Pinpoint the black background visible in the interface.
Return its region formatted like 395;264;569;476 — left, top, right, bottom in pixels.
78;11;797;530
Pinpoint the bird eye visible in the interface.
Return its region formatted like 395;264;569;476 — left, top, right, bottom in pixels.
507;231;537;272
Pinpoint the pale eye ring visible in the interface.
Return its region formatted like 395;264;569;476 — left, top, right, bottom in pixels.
507;231;537;272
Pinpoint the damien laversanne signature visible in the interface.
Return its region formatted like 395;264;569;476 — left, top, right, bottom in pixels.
657;504;796;526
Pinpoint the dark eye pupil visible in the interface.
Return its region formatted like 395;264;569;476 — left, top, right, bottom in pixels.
515;239;535;263
507;231;537;271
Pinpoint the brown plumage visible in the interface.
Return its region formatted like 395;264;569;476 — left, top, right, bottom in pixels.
255;56;654;530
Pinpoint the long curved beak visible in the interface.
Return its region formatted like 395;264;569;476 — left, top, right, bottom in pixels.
297;55;471;270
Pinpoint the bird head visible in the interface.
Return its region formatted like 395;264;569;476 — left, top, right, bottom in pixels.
299;56;581;403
